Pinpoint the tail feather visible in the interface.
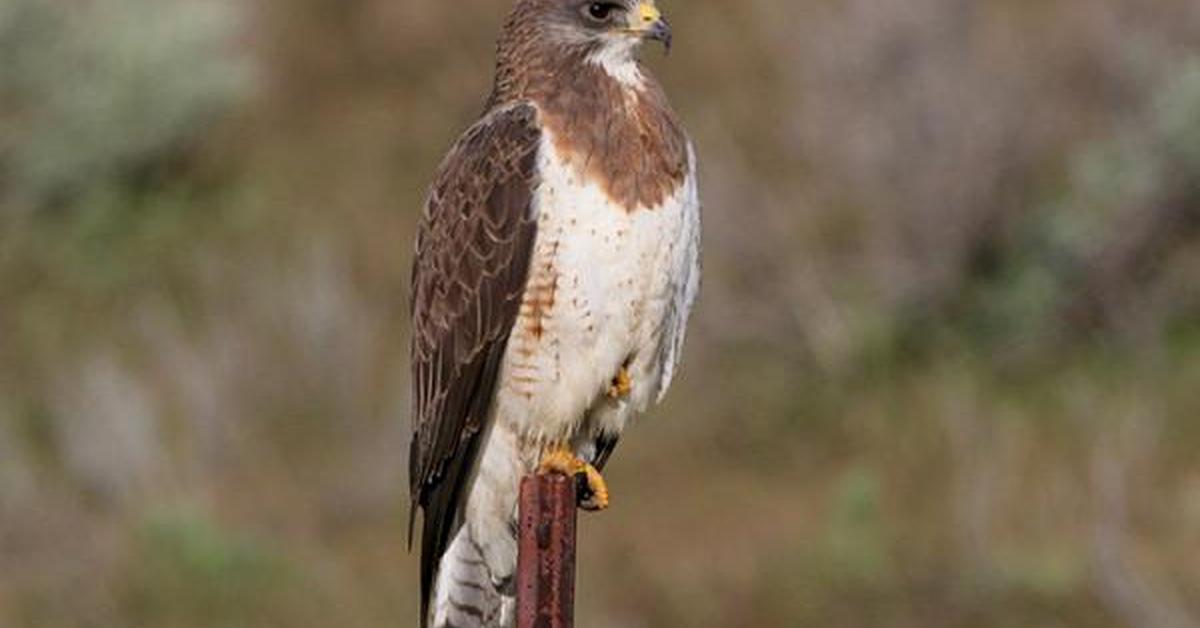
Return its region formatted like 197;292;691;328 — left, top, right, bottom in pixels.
430;526;514;628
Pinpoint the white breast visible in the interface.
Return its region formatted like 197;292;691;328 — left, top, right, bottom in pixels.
454;121;700;603
493;127;701;454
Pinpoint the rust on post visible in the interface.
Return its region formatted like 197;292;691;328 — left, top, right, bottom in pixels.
517;473;577;628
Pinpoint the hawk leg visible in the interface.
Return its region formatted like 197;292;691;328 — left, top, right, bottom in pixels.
607;366;632;400
538;445;610;511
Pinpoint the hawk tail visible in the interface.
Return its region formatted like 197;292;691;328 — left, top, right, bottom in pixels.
429;525;514;628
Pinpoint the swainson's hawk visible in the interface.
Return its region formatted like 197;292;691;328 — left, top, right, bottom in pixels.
409;1;699;625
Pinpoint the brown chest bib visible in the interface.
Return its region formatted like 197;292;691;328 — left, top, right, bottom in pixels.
533;64;688;210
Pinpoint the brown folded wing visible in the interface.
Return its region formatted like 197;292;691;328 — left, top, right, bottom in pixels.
408;102;541;623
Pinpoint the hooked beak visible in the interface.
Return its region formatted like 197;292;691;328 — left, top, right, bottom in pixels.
633;1;672;53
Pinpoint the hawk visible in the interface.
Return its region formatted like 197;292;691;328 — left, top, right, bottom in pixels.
408;1;699;626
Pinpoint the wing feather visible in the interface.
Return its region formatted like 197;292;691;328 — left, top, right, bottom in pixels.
408;102;541;624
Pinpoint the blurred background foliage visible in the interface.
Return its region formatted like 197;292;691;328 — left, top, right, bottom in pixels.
2;0;1199;626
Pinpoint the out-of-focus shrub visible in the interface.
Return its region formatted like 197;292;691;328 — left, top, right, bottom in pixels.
0;0;253;211
124;507;295;625
969;57;1200;351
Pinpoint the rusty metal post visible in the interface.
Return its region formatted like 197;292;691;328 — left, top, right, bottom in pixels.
517;473;577;628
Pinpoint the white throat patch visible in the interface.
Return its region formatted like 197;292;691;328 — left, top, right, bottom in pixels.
587;40;645;88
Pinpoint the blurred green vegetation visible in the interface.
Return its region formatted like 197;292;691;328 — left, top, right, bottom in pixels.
127;508;294;625
2;0;1199;627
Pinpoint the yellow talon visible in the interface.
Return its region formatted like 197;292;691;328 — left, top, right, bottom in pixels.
538;445;610;511
607;366;632;400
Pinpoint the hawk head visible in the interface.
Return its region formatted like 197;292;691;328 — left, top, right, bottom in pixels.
537;0;672;55
493;0;673;94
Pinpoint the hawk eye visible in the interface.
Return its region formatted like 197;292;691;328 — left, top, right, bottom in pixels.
584;2;619;23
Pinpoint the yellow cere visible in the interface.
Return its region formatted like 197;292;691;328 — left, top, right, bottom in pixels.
638;1;661;25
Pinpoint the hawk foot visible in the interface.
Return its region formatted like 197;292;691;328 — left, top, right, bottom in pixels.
607;366;632;400
538;446;610;511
